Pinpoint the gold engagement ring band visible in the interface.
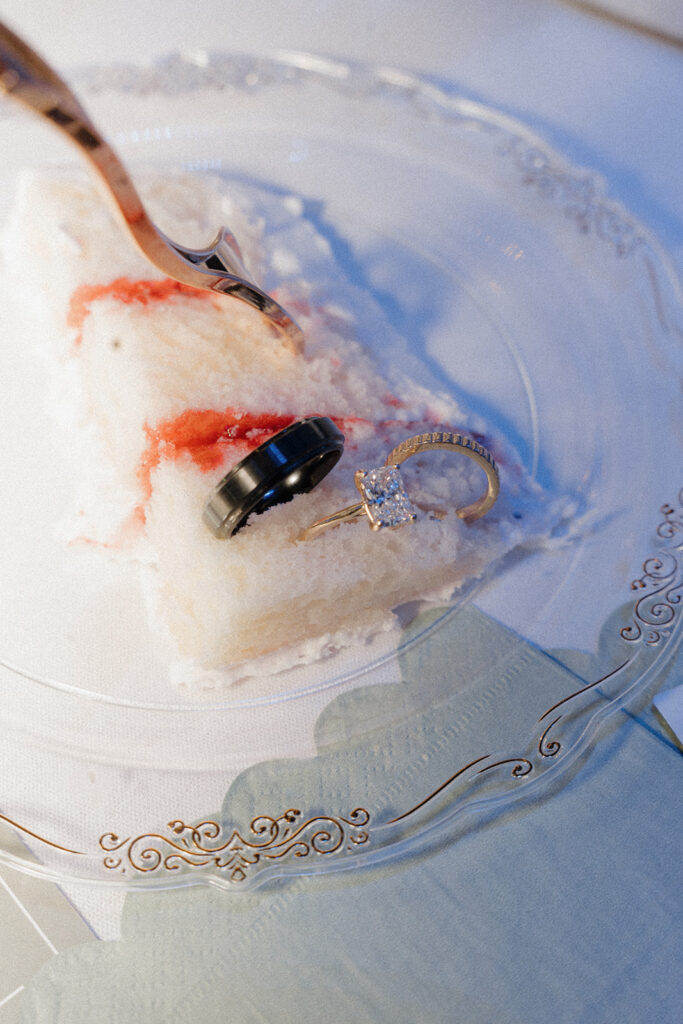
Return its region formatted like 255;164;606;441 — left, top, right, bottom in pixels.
298;431;499;541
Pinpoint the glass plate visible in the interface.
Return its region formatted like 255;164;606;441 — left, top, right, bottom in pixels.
0;52;680;890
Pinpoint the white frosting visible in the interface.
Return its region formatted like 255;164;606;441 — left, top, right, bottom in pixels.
3;169;557;679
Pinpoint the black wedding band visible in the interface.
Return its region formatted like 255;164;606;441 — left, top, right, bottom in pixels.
203;416;345;538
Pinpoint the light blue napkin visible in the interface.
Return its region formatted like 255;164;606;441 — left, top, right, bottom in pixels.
17;606;683;1024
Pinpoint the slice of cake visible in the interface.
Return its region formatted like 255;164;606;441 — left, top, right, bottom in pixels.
3;169;557;679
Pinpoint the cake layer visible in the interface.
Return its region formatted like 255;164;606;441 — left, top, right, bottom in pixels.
3;170;555;678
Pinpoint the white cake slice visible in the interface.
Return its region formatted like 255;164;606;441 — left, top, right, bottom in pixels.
3;169;559;678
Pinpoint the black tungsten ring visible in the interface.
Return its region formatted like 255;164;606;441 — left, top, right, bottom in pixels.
202;416;345;538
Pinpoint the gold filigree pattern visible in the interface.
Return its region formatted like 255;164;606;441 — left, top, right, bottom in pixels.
621;493;683;645
477;757;533;778
537;717;562;757
380;490;682;826
0;812;84;856
505;137;643;257
656;491;683;540
99;808;370;882
2;491;681;883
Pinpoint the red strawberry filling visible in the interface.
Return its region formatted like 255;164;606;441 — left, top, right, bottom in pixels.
66;277;495;539
68;276;217;345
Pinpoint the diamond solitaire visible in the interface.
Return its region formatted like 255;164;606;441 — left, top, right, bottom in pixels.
354;466;417;531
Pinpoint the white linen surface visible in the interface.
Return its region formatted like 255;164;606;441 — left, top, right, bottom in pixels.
0;0;680;958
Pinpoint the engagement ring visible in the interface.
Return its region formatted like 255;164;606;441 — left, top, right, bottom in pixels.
299;430;499;541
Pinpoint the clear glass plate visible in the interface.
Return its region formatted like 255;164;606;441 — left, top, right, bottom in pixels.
0;52;680;890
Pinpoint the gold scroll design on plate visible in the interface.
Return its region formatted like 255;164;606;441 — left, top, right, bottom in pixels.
3;493;679;874
0;811;85;856
506;135;643;257
387;656;639;826
388;489;683;826
620;493;683;646
99;808;371;882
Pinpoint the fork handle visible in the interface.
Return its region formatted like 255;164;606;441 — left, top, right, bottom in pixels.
0;21;154;240
0;21;304;352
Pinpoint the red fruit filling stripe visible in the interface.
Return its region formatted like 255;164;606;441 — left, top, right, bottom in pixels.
65;278;491;534
137;409;302;502
67;276;217;344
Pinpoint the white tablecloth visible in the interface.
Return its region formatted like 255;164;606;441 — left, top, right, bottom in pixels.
0;2;680;1019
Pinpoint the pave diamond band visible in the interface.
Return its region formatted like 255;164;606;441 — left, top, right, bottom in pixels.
386;431;499;522
298;430;499;541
